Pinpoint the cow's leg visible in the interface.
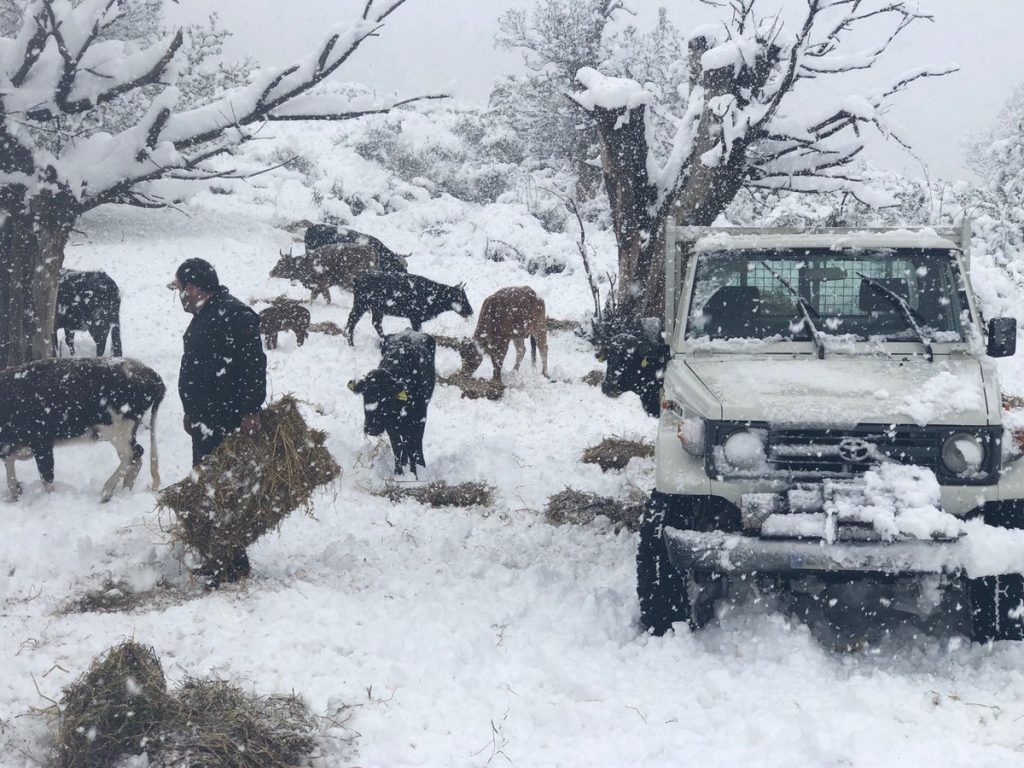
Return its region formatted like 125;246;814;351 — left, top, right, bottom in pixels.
122;422;145;490
410;318;422;332
511;338;526;372
91;324;108;356
4;455;22;500
537;332;550;377
296;330;307;346
32;442;56;494
99;417;139;502
65;330;75;356
372;309;386;338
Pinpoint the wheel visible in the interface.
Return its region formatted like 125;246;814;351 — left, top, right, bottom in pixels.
636;493;740;635
969;501;1024;642
637;493;691;635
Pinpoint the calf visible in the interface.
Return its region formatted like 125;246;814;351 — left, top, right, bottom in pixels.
259;301;311;350
345;271;473;346
53;269;122;356
600;331;671;417
270;244;408;303
348;331;436;475
460;286;549;383
0;358;164;502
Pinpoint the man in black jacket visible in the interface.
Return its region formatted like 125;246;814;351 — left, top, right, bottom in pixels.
171;258;267;585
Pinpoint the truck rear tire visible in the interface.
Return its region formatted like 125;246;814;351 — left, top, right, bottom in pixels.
969;501;1024;642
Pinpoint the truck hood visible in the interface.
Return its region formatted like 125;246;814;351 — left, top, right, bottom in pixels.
680;356;994;427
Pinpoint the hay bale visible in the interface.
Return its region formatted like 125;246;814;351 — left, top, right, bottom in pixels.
152;679;316;768
581;369;605;387
545;489;645;532
547;317;579;333
437;373;505;401
158;396;340;567
381;480;494;508
581;437;655;472
56;640;169;768
309;320;345;336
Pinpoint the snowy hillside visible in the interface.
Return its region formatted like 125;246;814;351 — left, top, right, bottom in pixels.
3;117;1024;767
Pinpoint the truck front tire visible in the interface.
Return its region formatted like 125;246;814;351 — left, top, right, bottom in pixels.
969;501;1024;642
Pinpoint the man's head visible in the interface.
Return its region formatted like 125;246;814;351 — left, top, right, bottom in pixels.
170;258;219;314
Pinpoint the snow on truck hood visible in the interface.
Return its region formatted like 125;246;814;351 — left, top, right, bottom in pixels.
678;356;991;427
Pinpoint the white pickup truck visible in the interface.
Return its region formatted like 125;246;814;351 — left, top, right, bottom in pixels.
640;221;1024;642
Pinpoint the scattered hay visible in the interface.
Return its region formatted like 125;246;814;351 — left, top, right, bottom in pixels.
54;642;318;768
437;372;505;400
309;320;345;336
249;295;307;308
581;369;605;387
281;218;315;234
581;437;655;472
547;317;579;333
380;480;494;508
158;396;340;569
1004;394;1024;410
544;488;645;533
56;640;169;768
61;578;189;615
151;679;317;768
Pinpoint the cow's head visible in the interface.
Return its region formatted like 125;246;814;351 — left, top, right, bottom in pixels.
600;332;668;400
348;370;407;436
270;249;297;279
380;251;409;273
448;283;473;318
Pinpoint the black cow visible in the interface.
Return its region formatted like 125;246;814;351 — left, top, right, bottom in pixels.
53;269;123;356
305;224;407;266
0;358;164;502
349;331;436;475
600;331;671;417
345;271;473;345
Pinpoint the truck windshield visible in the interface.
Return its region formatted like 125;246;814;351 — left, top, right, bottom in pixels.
686;248;969;343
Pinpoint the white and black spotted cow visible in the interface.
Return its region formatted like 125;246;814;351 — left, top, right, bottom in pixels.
0;358;164;502
348;331;436;475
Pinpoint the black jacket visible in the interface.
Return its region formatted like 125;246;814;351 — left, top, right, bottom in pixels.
179;287;267;430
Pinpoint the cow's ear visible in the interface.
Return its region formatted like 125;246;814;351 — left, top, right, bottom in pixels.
395;390;409;401
348;379;361;393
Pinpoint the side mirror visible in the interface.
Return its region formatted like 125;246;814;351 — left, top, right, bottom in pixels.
987;317;1017;358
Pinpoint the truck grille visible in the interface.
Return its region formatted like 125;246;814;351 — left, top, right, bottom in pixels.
768;427;937;476
706;422;1001;485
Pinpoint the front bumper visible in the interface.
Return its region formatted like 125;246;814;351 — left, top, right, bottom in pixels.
664;529;961;576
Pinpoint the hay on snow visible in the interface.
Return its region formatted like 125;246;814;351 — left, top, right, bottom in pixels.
380;480;494;508
545;488;645;532
581;436;655;472
55;641;316;768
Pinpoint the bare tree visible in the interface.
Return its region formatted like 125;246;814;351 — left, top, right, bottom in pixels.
0;0;442;367
572;0;956;321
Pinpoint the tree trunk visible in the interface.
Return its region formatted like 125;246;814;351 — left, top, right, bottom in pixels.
0;190;77;368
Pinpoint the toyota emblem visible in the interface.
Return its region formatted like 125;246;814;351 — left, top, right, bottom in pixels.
838;437;872;463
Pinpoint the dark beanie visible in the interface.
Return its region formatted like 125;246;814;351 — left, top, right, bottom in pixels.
175;258;220;292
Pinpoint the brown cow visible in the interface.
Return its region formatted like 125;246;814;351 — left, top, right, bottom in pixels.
259;300;311;350
460;286;549;383
270;244;408;303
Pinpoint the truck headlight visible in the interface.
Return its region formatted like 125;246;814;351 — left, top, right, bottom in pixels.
941;432;984;476
722;429;767;470
662;400;706;456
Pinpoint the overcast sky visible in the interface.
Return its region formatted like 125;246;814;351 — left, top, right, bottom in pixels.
165;0;1024;181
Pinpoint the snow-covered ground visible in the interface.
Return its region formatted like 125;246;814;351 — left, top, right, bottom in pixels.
3;125;1024;767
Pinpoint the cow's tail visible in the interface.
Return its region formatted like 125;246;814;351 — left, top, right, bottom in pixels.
530;335;537;365
148;381;164;491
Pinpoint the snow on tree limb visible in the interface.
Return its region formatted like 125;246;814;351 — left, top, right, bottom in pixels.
0;0;442;213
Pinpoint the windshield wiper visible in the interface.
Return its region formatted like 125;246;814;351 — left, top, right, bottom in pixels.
759;261;826;359
857;273;933;362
